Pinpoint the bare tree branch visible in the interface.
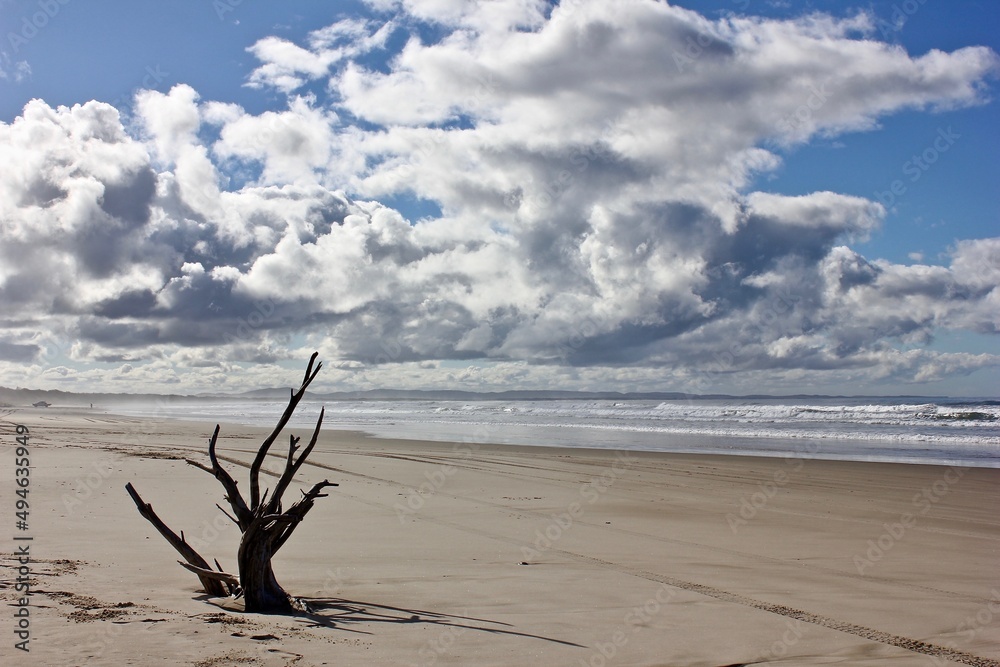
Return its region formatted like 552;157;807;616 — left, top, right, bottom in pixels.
249;352;322;509
267;407;325;514
186;459;213;474
215;558;238;596
272;479;338;555
186;425;252;529
125;483;229;597
216;504;240;526
177;561;240;588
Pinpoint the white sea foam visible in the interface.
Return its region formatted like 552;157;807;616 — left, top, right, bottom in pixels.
109;397;1000;467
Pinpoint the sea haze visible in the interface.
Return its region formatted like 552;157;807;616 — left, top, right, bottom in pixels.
106;396;1000;469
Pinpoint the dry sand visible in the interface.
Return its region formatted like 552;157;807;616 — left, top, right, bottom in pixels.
1;408;999;666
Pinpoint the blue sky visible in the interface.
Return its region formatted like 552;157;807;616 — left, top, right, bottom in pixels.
0;0;997;395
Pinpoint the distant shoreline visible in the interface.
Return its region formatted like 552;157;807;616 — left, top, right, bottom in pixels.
27;396;999;469
2;383;996;407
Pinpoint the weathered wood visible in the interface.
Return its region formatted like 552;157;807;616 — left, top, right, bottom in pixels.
126;353;339;614
124;482;229;597
272;480;338;555
238;513;292;612
249;352;322;509
177;561;240;588
185;424;252;530
214;558;238;596
267;407;325;514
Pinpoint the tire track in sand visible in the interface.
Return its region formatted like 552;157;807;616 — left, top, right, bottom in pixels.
562;552;999;667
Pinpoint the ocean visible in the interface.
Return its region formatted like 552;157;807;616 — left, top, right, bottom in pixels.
108;396;1000;468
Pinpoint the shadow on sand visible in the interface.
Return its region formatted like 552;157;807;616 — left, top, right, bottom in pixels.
204;594;586;648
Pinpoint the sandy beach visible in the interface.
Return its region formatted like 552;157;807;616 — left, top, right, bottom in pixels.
2;408;999;666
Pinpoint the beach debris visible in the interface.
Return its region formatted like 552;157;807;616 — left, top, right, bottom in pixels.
125;352;339;613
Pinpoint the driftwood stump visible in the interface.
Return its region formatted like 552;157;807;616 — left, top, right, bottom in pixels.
126;352;337;613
